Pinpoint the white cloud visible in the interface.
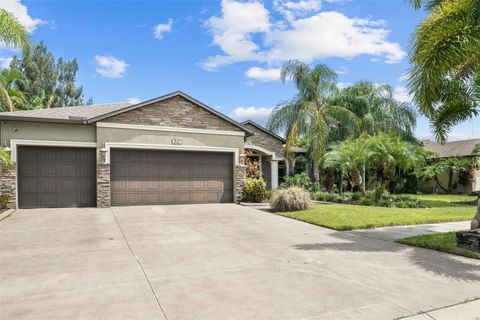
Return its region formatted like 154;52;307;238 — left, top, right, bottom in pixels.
273;0;322;22
0;0;44;33
203;1;405;70
203;0;270;70
153;19;173;40
245;67;281;82
0;56;13;69
336;82;352;89
232;106;273;122
393;86;411;103
94;55;129;79
127;97;142;104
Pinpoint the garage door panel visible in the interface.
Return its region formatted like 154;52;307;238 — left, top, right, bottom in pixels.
111;149;233;206
18;146;96;208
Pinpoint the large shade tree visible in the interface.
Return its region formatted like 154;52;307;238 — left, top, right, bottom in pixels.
267;60;358;182
408;0;480;229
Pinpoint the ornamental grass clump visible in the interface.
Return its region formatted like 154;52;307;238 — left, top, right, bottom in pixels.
271;187;312;212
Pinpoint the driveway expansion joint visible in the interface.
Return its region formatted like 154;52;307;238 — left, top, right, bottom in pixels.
110;208;169;320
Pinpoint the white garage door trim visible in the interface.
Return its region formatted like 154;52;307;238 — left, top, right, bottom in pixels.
103;142;240;165
9;139;97;209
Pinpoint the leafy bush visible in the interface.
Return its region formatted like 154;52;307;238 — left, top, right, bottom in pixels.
325;193;342;203
312;191;329;201
280;172;313;190
265;189;274;200
0;193;10;209
359;196;375;206
241;178;267;203
350;192;362;201
271;187;312;212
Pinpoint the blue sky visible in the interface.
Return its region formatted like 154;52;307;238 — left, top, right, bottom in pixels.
1;0;478;140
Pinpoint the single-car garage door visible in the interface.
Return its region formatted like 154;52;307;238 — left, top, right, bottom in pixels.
17;146;96;208
110;149;233;206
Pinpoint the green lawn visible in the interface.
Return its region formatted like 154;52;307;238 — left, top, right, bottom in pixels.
397;232;480;260
279;194;476;231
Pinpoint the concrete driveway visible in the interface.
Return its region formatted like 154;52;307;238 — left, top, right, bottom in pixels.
1;204;479;320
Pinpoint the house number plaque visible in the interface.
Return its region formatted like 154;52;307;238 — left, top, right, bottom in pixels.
171;138;183;145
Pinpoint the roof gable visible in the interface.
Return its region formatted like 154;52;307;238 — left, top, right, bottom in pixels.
241;120;285;143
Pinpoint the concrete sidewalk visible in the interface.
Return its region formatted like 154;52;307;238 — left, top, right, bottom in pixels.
352;221;471;241
400;299;480;320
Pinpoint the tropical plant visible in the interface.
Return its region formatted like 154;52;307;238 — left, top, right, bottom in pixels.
323;137;368;194
280;172;313;190
244;150;261;179
0;8;30;51
241;178;267;203
0;68;26;112
366;134;426;200
270;187;312;212
332;81;417;141
420;158;472;193
0;147;14;171
408;0;480;142
267;60;358;182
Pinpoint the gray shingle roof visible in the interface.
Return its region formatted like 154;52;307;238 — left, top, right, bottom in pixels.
422;139;480;158
0;102;131;124
0;91;253;135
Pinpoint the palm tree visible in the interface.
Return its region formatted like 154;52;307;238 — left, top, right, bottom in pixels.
332;81;417;141
323;138;368;194
408;0;480;229
0;147;13;172
0;8;30;51
267;60;358;182
408;0;479;142
420;158;471;193
367;134;426;200
0;69;26;112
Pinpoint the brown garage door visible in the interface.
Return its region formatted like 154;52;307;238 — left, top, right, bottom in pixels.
110;149;233;206
17;146;96;208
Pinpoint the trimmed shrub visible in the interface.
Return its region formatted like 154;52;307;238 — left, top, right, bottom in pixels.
0;193;9;209
312;191;329;201
241;178;267;203
350;192;362;201
271;187;312;212
359;196;375;206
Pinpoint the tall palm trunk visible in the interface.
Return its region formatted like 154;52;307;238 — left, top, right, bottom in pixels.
313;164;320;183
0;84;14;112
447;169;454;193
339;170;344;194
360;163;366;195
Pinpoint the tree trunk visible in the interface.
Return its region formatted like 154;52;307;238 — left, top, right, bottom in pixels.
0;84;15;112
360;163;366;195
313;165;320;183
447;169;454;193
339;171;344;195
434;175;448;193
471;198;480;230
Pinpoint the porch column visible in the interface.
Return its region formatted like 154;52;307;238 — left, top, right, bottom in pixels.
270;160;279;189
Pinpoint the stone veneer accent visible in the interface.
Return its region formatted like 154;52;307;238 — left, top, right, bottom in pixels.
104;96;242;132
97;164;110;208
0;166;16;209
235;153;247;202
244;123;284;157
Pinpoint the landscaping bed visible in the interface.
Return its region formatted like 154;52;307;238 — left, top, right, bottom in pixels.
278;194;476;230
397;232;480;260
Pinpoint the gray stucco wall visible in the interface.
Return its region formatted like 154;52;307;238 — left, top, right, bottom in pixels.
0;120;96;144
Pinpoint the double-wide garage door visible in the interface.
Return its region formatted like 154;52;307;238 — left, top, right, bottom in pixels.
18;146;97;208
110;149;233;206
17;147;234;208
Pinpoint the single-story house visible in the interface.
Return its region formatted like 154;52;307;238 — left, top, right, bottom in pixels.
0;91;291;209
421;139;480;194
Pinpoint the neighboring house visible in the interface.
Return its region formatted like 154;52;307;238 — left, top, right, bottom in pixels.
0;91;254;209
421;139;480;194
